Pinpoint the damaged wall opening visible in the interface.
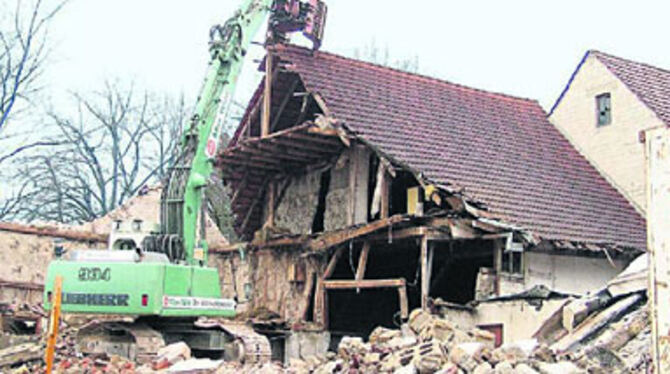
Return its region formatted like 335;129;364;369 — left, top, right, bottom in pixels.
328;287;401;340
326;240;421;337
389;171;419;216
430;240;494;304
311;169;332;233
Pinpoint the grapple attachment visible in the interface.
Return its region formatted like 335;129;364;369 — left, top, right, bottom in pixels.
271;0;327;49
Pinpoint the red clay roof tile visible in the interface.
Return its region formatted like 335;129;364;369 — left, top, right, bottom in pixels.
246;44;646;250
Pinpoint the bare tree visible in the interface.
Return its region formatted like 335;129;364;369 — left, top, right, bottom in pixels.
0;0;67;133
353;38;420;73
10;81;185;223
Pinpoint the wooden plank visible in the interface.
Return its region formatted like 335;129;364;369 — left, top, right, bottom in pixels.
226;122;313;153
240;179;269;234
307;214;407;252
355;241;371;281
398;283;409;319
294;94;313;127
254;236;307;248
229;149;300;168
312;92;332;116
253;143;316;162
420;235;429;309
646;127;670;374
288;132;342;147
380;170;390;219
261;53;272;137
230;173;249;206
220;158;283;172
301;269;317;321
257;141;326;160
0;279;44;291
270;135;342;154
323;247;344;279
348;148;357;225
313;278;324;324
323;278;405;289
551;293;643;353
307;127;340;137
264;182;275;228
493;238;503;296
369;226;426;243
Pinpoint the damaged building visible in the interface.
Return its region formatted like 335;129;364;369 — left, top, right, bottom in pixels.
213;43;647;354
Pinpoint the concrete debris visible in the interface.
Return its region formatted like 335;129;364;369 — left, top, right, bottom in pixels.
153;342;191;370
535;361;586;374
0;282;653;374
0;342;41;367
284;308;623;374
168;358;223;373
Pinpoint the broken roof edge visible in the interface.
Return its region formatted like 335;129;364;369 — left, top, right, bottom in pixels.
530;238;643;259
475;284;577;305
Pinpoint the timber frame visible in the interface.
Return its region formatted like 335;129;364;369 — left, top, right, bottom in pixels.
216;61;531;329
214;49;638;332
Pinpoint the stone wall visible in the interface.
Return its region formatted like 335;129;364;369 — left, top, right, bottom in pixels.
212;249;326;323
272;145;370;235
274;171;321;235
0;228;105;305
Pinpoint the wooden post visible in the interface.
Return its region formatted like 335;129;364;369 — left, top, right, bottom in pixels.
45;275;63;374
493;238;503;296
261;53;272;138
315;248;344;326
420;235;430;309
380;170;390;219
646;127;670;374
355;241;370;282
265;182;275;228
348;149;358;225
398;284;409;319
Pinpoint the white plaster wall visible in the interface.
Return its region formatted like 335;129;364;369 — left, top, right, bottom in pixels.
501;252;627;296
473;299;567;344
549;55;665;214
439;299;568;345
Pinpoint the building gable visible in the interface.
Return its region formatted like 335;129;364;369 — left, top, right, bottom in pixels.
549;52;666;213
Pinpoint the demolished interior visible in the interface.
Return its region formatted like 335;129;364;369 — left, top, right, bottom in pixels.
213;44;646;355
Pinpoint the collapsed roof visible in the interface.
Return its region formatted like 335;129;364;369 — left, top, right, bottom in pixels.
226;44;646;251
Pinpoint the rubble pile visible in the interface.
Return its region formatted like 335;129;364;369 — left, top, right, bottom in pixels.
286;309;629;374
0;301;652;373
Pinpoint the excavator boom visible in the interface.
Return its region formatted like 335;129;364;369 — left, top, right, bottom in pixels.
43;0;327;363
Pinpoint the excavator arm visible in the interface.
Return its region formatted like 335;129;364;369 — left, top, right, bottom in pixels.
150;0;327;266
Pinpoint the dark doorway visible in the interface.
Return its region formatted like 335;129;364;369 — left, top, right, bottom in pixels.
429;240;494;304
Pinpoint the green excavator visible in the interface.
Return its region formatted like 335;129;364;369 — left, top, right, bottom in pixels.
43;0;326;363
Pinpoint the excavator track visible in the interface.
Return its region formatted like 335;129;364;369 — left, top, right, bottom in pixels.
195;318;272;364
75;317;271;364
76;320;165;364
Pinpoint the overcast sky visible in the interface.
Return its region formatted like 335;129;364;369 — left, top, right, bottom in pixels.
45;0;670;112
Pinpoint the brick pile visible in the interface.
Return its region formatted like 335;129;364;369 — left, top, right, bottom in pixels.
286;309;597;374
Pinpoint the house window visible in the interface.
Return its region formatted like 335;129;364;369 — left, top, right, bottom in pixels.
596;93;611;126
501;248;523;277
